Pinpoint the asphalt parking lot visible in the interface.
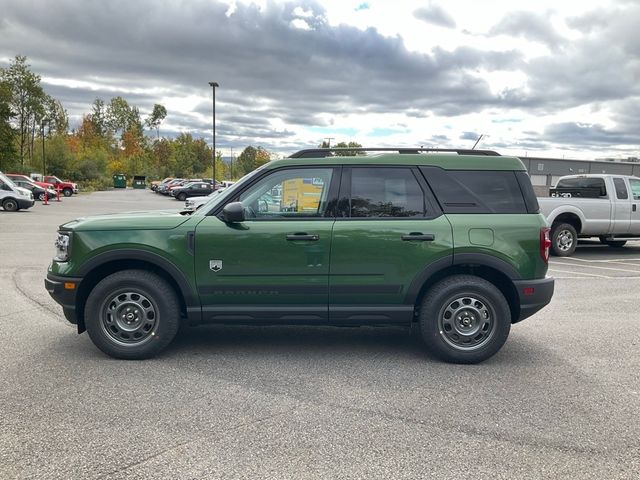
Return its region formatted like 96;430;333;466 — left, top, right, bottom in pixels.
1;190;639;479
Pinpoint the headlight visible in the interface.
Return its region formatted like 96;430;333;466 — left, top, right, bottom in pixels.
54;233;71;262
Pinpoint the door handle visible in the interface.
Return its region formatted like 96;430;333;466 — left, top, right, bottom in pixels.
401;232;435;241
286;233;319;241
633;204;637;212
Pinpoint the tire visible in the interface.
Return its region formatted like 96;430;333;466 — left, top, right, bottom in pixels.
63;188;73;197
2;198;18;212
551;223;577;257
38;192;46;201
84;270;181;359
177;193;186;201
419;275;511;364
599;237;627;248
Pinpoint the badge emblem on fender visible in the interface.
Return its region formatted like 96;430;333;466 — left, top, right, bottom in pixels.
209;260;223;272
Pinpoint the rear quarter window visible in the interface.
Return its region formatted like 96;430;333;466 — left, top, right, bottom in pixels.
419;167;530;214
556;177;607;197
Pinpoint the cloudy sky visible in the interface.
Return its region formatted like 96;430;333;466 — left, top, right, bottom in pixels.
1;0;638;159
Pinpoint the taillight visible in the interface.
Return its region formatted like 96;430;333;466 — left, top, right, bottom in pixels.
540;227;551;263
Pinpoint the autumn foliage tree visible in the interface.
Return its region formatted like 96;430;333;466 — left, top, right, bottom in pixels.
235;146;271;177
0;55;275;187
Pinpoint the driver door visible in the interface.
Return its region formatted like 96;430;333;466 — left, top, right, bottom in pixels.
194;166;339;323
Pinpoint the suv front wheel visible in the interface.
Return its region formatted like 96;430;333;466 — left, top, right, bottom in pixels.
84;270;180;359
419;275;511;364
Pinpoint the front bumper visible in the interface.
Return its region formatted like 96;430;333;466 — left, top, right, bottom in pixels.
18;197;35;209
513;277;555;322
45;273;83;325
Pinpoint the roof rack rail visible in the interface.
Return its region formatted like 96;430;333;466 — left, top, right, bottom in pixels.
288;148;501;158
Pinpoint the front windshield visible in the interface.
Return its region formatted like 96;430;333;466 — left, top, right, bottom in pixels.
193;164;270;216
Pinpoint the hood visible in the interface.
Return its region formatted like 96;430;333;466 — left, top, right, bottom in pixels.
16;186;33;197
60;209;192;232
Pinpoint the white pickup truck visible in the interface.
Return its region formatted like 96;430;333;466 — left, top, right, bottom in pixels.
538;174;640;256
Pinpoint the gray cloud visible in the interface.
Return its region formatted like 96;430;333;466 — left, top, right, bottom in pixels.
0;0;638;157
459;131;479;141
517;5;640;115
0;0;526;148
566;9;611;33
544;122;638;146
414;4;456;29
490;11;565;49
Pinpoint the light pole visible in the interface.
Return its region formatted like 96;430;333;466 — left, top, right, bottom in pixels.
41;118;49;176
208;81;219;188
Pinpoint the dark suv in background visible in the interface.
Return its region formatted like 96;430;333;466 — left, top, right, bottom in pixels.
171;181;213;201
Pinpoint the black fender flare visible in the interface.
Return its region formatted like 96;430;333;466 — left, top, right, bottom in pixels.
404;253;521;304
77;249;199;309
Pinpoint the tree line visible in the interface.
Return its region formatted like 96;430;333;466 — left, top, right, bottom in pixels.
0;56;271;186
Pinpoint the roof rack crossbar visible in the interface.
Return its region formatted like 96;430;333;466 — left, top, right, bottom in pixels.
289;148;500;158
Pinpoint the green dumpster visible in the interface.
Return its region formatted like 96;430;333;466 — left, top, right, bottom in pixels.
132;175;147;189
112;174;127;188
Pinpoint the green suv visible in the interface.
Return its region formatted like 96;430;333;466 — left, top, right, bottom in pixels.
46;148;554;363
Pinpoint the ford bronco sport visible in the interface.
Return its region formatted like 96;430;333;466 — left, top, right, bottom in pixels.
46;148;554;363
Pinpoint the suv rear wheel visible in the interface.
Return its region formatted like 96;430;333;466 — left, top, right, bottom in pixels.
84;270;180;359
419;275;511;364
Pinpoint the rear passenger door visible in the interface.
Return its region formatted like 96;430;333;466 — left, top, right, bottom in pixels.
627;178;640;235
611;177;631;234
328;166;453;324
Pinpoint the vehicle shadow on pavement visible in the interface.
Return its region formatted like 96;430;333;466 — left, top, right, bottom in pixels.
164;323;540;367
574;240;640;257
171;324;425;357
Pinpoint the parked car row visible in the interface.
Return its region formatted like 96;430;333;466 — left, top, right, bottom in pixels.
0;171;79;212
151;177;235;207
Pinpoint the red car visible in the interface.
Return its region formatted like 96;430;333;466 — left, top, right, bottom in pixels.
43;175;78;197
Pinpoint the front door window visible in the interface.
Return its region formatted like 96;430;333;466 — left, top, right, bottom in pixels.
238;168;334;219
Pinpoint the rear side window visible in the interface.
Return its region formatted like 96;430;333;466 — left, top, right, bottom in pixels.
419;167;528;214
515;171;540;213
350;168;425;217
613;178;628;199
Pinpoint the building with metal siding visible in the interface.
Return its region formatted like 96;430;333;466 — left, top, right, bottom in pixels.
519;156;640;189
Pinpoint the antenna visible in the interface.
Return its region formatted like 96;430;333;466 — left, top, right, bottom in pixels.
471;134;484;150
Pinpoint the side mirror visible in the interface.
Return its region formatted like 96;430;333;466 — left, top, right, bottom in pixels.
222;202;245;223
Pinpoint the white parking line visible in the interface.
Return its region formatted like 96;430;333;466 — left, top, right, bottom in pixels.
547;268;611;278
547;268;640;280
551;261;640;274
564;257;640;264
